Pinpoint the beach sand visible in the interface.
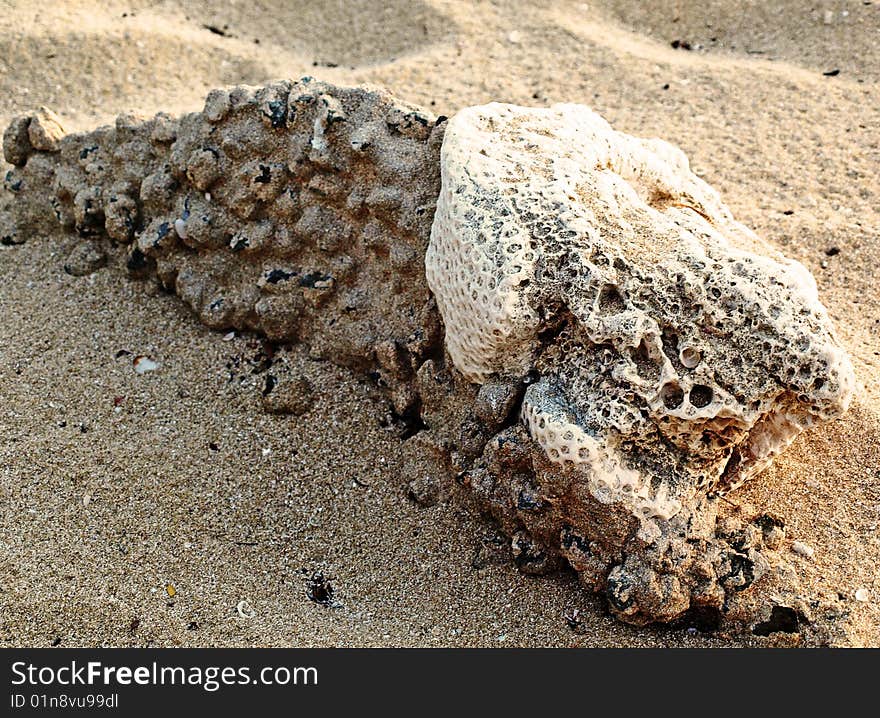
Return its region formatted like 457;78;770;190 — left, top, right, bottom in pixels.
1;0;878;647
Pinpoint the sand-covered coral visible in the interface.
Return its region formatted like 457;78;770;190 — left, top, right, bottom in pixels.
3;79;444;404
2;81;855;633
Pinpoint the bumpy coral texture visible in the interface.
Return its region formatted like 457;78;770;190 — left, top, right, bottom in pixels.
427;102;855;529
2;79;444;409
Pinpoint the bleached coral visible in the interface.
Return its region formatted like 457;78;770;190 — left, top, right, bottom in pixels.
427;102;854;530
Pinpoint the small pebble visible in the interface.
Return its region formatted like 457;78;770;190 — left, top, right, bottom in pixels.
28;107;66;151
203;89;231;123
763;525;785;550
261;373;314;416
408;474;441;507
855;588;870;603
791;540;815;559
474;381;523;429
64;240;107;276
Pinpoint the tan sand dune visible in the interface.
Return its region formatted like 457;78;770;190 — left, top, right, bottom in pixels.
603;0;880;81
1;0;878;646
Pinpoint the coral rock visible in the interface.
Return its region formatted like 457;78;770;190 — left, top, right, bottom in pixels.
427;102;854;624
428;101;853;501
3;83;855;635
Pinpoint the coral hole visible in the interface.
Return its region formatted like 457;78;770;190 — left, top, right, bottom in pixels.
661;382;684;409
689;384;714;408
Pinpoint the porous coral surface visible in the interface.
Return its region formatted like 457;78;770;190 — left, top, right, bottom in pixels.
427;101;854;522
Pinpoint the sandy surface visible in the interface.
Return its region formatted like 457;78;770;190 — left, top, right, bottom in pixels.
1;0;878;647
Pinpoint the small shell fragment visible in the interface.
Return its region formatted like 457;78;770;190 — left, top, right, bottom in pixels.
791;540;815;559
133;355;159;374
855;588;870;603
680;346;701;369
236;600;255;618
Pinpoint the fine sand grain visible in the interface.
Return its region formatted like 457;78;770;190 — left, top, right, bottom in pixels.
1;0;878;647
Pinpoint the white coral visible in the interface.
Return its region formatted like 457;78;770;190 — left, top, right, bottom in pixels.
427;102;854;525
